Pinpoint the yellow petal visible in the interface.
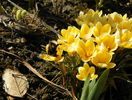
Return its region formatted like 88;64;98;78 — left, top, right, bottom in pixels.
118;21;131;30
100;24;111;35
61;29;68;36
87;9;95;15
120;31;132;48
109;12;123;23
80;24;89;38
39;54;56;61
89;67;95;75
96;34;118;51
77;40;86;59
113;13;123;23
92;50;113;68
83;63;90;70
106;63;116;68
76;63;98;81
56;45;63;56
76;74;84;81
78;67;85;74
46;44;49;53
85;40;95;57
91;74;98;80
66;38;80;55
121;31;132;43
93;22;102;37
77;40;95;62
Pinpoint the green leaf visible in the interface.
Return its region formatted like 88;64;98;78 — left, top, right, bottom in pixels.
80;75;90;100
89;78;96;92
88;69;110;100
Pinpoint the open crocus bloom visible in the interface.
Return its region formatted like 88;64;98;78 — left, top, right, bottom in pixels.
96;34;118;52
107;12;125;24
77;39;95;62
76;63;98;81
63;37;80;56
58;26;80;46
57;26;81;56
75;9;102;26
115;29;132;48
61;26;80;37
120;30;132;48
93;22;111;37
80;24;94;41
118;20;131;31
91;49;116;68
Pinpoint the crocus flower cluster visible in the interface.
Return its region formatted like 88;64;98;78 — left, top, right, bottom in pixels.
39;9;132;81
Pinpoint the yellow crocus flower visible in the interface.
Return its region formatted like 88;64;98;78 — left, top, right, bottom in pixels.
93;22;111;37
108;12;124;24
118;20;131;31
64;37;80;56
91;49;116;68
76;63;98;81
80;24;93;40
107;12;127;33
80;24;90;38
57;26;81;55
77;39;95;62
120;30;132;48
61;26;80;37
75;9;102;26
59;26;80;43
96;34;118;51
115;29;132;48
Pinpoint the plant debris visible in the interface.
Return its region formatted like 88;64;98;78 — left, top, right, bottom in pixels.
2;68;29;97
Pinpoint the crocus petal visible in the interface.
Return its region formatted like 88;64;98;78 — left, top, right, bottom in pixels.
89;67;95;75
87;9;95;15
77;40;95;62
66;38;80;55
93;22;102;37
91;50;114;68
96;34;118;51
85;40;95;57
119;30;132;48
80;24;89;38
77;40;86;59
106;63;116;68
93;22;111;37
100;24;111;35
39;54;56;61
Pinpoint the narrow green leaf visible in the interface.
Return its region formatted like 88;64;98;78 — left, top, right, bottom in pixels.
89;78;96;92
80;75;90;100
88;69;110;100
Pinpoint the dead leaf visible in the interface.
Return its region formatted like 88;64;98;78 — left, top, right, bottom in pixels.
2;69;29;97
